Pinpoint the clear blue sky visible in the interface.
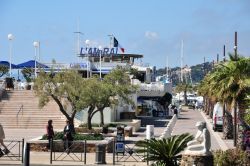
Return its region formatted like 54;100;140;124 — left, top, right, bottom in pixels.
0;0;249;68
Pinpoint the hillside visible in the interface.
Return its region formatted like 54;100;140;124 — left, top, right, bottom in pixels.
156;62;213;86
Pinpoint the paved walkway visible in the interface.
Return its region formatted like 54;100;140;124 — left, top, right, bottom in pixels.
0;109;235;165
172;107;233;151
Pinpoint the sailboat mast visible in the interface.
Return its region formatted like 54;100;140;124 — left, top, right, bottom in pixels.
180;40;184;83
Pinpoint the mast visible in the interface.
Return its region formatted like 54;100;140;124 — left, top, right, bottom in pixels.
74;19;83;62
180;40;184;83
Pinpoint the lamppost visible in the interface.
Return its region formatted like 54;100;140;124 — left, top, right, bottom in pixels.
85;39;90;78
7;34;14;77
33;41;40;78
98;46;103;79
233;31;238;147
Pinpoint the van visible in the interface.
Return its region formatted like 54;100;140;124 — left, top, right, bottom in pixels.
212;102;223;131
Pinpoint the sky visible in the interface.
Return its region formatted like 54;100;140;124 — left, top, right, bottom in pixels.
0;0;250;68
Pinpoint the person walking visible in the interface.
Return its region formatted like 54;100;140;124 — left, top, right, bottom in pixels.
0;123;10;157
63;120;74;154
46;120;54;150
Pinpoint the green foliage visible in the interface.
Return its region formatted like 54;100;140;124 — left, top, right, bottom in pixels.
79;123;100;128
106;123;127;128
244;107;250;125
21;68;34;82
34;70;87;123
0;65;9;77
41;131;103;140
156;62;213;86
136;133;193;166
213;149;249;166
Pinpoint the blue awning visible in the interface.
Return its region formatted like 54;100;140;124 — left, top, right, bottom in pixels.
0;61;18;69
16;60;48;69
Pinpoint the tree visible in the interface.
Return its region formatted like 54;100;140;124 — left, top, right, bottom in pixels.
0;65;9;77
21;68;34;83
198;55;250;148
33;70;88;131
84;67;137;129
175;83;193;105
136;133;193;166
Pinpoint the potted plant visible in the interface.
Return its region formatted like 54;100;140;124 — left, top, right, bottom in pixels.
21;68;33;90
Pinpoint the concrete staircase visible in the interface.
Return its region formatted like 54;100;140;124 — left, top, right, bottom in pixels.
0;90;66;129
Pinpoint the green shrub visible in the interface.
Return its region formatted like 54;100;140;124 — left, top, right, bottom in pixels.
213;149;249;166
106;123;127;128
41;132;103;140
79;123;100;127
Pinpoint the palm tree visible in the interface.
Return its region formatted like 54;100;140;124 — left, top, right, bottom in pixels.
199;55;250;148
136;133;193;166
175;83;193;105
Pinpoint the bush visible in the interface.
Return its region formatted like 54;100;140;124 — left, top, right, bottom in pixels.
79;123;100;127
213;149;250;166
106;123;127;128
41;132;103;140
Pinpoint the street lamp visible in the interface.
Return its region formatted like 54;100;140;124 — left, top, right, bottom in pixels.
7;34;14;77
33;41;40;78
85;40;90;78
98;45;103;79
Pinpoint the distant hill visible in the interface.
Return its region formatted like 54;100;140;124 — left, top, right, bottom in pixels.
156;62;213;86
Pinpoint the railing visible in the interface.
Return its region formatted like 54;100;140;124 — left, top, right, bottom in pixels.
0;139;24;163
16;104;24;126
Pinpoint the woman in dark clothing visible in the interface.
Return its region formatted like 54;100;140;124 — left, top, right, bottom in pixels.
63;120;74;153
46;120;54;149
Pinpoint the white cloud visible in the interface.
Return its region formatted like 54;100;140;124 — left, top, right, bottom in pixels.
145;31;159;40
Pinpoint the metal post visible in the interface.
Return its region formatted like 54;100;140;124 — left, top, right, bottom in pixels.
99;50;102;79
203;57;206;76
147;140;149;166
23;142;30;166
50;138;53;164
84;140;87;164
223;45;226;62
233;31;238;147
113;138;115;165
22;138;24;163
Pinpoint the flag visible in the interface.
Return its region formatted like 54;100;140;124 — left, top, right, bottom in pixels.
113;37;125;53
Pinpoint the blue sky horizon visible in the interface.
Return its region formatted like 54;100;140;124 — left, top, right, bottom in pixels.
0;0;250;69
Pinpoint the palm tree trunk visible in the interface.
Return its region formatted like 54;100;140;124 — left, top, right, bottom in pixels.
237;100;247;150
223;110;233;139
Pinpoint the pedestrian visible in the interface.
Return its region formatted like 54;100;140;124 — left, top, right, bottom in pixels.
0;123;10;157
46;120;54;150
63;120;74;154
174;106;178;118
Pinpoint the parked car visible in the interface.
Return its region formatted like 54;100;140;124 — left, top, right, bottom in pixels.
212;102;223;131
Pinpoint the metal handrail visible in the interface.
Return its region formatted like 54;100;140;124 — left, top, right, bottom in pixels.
16;104;24;119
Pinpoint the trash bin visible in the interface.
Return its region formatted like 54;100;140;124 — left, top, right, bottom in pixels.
5;77;14;89
95;144;106;164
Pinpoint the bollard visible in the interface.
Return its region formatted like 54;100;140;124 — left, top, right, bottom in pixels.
50;138;53;164
84;140;87;164
95;143;106;164
23;142;30;166
113;138;115;165
146;125;154;140
21;138;24;163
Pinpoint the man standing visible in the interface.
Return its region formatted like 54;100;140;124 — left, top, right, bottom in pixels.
63;120;74;154
0;123;10;157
